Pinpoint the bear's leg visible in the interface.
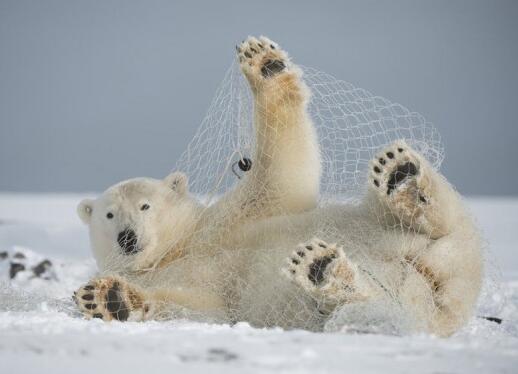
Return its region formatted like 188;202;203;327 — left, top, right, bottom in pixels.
408;231;483;336
368;140;463;239
74;276;228;322
232;37;320;219
282;238;372;313
368;141;483;335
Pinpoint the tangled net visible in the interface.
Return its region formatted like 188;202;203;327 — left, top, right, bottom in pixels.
165;53;501;334
0;38;503;335
3;39;501;337
176;60;444;203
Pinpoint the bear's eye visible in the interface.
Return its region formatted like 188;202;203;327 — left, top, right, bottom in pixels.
106;212;114;219
141;204;150;211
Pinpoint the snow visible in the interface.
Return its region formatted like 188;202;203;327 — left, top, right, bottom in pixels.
0;193;517;373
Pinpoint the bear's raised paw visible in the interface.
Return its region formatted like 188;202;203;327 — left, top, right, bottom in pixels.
368;140;443;234
237;36;290;82
370;141;424;197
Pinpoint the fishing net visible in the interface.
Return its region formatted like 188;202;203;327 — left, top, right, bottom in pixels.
176;60;444;204
69;37;499;336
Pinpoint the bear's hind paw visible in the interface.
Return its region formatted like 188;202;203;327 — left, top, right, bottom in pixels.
368;141;442;230
370;141;422;196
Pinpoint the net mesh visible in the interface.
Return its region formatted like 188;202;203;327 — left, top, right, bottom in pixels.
175;60;444;205
68;37;499;336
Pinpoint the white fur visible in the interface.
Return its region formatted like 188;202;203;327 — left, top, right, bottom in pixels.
77;37;482;336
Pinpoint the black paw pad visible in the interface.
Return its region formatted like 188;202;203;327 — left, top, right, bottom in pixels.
308;256;334;285
261;59;286;78
105;282;129;321
387;162;418;195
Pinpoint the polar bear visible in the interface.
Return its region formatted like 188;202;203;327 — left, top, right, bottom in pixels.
77;36;320;273
74;37;483;337
75;36;321;314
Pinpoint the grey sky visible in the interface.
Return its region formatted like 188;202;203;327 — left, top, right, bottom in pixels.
1;0;517;195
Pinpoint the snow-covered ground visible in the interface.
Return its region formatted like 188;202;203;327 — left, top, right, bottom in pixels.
0;193;517;373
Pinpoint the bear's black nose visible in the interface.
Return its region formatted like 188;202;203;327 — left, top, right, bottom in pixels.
117;229;140;255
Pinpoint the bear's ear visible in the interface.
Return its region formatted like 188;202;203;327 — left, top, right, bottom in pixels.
164;171;189;195
77;199;94;224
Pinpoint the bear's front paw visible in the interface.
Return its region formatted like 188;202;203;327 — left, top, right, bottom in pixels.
237;36;290;83
73;277;149;322
283;238;360;308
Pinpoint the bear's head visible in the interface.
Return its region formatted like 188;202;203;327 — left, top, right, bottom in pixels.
77;172;200;272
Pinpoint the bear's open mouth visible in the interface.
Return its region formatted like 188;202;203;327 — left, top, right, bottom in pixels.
117;229;142;255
